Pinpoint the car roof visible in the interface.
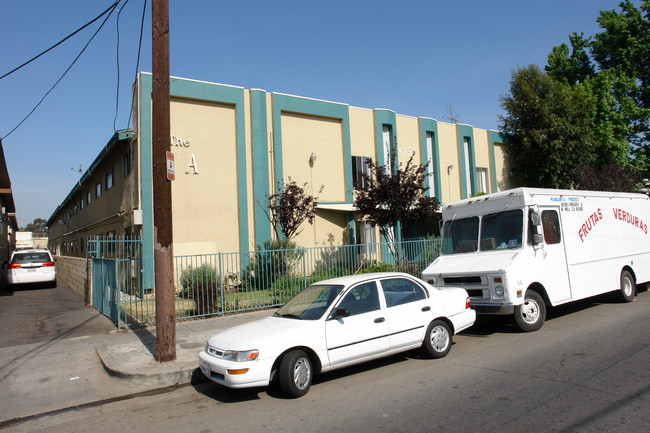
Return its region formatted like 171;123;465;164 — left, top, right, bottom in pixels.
11;249;52;255
314;272;417;286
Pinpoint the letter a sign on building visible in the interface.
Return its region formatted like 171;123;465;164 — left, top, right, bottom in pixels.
166;151;175;181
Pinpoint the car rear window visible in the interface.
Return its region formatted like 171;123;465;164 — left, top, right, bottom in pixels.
11;252;51;264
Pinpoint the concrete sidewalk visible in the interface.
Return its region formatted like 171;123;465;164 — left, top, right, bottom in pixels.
0;308;273;425
96;309;273;386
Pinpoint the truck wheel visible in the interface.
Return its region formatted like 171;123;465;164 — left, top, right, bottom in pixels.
513;290;546;332
278;350;312;398
422;320;452;359
617;270;635;303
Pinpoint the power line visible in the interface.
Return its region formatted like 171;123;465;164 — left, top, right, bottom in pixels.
127;0;148;129
113;0;132;132
1;2;122;140
0;1;120;81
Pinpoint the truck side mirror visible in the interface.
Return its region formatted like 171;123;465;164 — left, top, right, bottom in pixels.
530;211;541;226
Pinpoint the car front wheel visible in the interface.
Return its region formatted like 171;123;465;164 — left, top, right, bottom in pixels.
422;320;452;359
278;349;312;398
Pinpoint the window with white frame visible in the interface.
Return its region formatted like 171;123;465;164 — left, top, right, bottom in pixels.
463;137;473;197
382;125;392;175
426;131;436;198
476;167;488;194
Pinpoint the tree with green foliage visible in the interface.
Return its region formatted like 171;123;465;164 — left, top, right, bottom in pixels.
21;217;47;233
500;65;597;188
501;1;650;191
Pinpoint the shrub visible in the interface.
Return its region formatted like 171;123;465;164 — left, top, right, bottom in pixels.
247;240;303;290
180;264;221;314
358;261;398;274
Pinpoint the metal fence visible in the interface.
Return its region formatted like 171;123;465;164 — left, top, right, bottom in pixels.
89;236;441;328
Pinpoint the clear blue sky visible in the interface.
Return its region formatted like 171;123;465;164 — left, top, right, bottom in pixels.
0;0;635;227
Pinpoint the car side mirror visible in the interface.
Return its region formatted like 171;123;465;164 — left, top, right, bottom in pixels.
328;308;349;320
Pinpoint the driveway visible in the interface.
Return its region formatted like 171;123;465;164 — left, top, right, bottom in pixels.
0;279;116;348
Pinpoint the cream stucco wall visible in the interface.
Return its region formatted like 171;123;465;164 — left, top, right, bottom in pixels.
349;107;376;159
280;112;346;203
395;115;422;166
170;97;240;256
437;122;461;203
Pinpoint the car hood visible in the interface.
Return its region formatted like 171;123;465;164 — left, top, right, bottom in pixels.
423;250;520;276
206;316;320;352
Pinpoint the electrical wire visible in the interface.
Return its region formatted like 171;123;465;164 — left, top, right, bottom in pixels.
127;0;148;130
0;1;120;81
113;0;132;132
1;2;122;140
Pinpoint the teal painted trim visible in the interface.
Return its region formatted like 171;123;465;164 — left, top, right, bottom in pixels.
418;118;442;200
251;90;272;247
374;110;397;169
374;110;399;242
348;212;355;245
271;93;353;202
138;73;155;290
457;124;476;199
489;130;507;193
169;77;250;254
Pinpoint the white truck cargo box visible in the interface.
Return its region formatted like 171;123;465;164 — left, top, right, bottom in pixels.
422;188;650;331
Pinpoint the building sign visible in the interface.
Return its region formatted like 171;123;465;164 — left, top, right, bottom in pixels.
166;151;175;181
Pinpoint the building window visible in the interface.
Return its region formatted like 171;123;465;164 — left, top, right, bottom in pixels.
352;156;372;189
87;190;91;205
73;205;77;215
463;137;473;197
476;167;488;194
425;131;436;198
382;125;393;175
80;197;84;209
106;167;114;190
123;149;131;177
96;182;102;198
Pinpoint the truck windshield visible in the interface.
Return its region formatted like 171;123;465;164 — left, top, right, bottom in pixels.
441;209;524;254
480;209;523;251
442;217;479;254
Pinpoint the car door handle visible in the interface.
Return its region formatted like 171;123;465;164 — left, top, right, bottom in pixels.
374;317;385;323
421;306;431;312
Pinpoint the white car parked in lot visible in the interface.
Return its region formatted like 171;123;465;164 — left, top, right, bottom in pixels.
199;272;475;397
5;248;57;287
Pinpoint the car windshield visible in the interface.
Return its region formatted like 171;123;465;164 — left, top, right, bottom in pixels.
274;284;344;320
11;252;51;264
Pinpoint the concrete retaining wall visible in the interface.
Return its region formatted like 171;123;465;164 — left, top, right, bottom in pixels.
55;255;91;304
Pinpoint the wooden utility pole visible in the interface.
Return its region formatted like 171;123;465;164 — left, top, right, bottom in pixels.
152;0;176;362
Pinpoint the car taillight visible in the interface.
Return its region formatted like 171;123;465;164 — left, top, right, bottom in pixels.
9;263;21;269
466;297;471;309
42;261;55;267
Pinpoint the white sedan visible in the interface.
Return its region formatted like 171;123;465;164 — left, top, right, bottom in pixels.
199;272;475;398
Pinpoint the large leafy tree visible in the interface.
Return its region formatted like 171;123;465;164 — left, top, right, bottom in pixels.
501;1;650;190
21;218;47;233
499;65;597;188
354;153;440;246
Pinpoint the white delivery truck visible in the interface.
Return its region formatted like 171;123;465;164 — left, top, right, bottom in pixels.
422;187;650;331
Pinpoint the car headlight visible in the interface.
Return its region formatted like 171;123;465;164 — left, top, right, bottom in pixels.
494;285;504;298
222;349;259;362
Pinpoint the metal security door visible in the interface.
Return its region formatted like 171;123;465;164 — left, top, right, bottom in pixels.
92;258;118;323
